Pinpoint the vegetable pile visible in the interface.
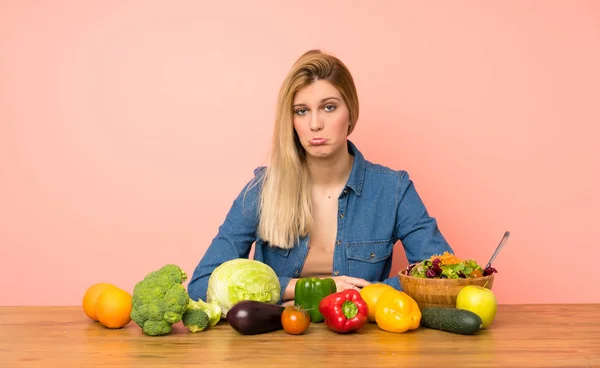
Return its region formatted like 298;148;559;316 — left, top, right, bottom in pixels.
124;259;282;336
406;252;498;279
96;254;498;338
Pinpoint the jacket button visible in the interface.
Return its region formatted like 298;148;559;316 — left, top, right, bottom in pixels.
334;270;340;276
336;240;341;245
339;213;344;218
343;189;348;194
370;252;375;258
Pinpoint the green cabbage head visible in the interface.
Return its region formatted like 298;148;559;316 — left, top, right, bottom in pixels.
206;258;280;317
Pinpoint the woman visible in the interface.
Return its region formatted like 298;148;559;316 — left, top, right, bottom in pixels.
188;49;453;304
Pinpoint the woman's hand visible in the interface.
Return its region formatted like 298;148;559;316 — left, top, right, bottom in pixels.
281;276;371;305
330;276;371;292
282;300;295;307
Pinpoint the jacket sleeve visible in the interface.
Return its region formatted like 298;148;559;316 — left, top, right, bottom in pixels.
187;168;265;302
393;171;454;270
379;275;402;290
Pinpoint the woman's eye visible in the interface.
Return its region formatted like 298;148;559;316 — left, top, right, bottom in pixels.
295;108;307;115
324;105;336;112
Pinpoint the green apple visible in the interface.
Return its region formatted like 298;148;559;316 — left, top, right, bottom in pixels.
456;285;497;329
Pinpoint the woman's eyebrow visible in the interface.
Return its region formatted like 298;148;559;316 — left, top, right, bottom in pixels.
293;97;341;108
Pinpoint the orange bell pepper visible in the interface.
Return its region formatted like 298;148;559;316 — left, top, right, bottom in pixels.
374;289;421;333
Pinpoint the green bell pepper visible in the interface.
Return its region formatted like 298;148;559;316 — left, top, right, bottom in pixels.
294;277;337;323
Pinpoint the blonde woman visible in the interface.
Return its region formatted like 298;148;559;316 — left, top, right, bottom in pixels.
188;49;453;304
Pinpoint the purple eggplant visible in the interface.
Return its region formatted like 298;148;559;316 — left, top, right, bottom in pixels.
226;300;285;335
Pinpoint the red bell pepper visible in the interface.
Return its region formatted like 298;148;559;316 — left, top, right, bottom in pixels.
318;289;368;334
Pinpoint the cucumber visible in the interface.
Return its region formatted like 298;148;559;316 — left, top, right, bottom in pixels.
420;307;483;335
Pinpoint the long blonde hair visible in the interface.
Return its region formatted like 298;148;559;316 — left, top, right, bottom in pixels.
256;49;360;249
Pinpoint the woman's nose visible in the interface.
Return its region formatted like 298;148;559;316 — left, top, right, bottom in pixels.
309;111;324;131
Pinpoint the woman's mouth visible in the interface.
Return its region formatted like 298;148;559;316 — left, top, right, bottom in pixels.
309;138;328;146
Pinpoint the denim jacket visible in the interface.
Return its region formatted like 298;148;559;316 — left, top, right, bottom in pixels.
188;140;453;304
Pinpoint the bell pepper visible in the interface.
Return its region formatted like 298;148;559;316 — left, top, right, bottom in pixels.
294;277;337;323
374;289;421;333
318;289;368;333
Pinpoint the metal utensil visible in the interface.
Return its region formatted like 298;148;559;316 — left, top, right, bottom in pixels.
485;231;510;269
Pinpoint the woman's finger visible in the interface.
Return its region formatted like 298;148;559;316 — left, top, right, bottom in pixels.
281;300;295;307
344;282;362;292
342;277;371;287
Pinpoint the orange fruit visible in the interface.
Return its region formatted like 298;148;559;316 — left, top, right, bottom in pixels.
95;287;132;329
82;283;118;321
360;283;395;322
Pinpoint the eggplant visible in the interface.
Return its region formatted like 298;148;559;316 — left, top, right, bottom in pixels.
226;300;285;335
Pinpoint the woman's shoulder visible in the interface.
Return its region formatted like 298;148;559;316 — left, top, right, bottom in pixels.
230;166;267;207
252;165;267;178
362;160;409;182
359;161;416;204
239;166;267;193
348;140;410;192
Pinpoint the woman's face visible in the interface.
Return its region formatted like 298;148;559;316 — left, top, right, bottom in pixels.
292;80;351;160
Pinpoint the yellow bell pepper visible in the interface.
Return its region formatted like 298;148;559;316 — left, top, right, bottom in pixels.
374;289;421;333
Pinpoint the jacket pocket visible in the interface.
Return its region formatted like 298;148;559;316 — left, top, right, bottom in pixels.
346;239;393;280
257;239;291;276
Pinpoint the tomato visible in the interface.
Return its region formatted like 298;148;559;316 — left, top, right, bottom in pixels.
281;306;310;335
470;269;483;278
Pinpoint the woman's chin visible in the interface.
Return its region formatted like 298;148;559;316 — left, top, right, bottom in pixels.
307;150;333;160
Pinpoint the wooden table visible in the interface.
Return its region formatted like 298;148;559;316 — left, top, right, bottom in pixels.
1;304;599;367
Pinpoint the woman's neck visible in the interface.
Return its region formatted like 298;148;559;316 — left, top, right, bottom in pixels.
306;148;354;189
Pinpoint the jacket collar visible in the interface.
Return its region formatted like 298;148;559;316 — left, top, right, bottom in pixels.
345;140;365;196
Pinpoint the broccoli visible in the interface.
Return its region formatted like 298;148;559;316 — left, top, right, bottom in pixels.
184;298;222;330
182;308;209;332
130;264;190;336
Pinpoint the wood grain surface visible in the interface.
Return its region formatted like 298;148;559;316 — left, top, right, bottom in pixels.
1;304;599;367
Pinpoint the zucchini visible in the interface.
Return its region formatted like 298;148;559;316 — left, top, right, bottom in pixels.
420;307;482;335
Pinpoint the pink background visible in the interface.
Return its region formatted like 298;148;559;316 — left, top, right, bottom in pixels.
2;1;599;306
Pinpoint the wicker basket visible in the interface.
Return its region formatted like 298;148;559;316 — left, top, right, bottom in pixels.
398;269;495;310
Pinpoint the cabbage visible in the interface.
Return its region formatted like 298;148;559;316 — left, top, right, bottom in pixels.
206;258;281;317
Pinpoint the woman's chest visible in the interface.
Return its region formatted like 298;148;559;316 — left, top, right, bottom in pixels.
309;195;340;251
257;191;400;274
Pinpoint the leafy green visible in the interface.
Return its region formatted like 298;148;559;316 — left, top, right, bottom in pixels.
406;257;485;279
206;259;280;317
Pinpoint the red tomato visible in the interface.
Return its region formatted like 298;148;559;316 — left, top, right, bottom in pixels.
281;306;310;335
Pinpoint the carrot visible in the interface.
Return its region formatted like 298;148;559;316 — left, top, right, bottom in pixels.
429;252;462;266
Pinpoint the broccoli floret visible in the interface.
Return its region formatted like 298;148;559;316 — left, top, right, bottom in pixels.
181;298;222;332
140;320;172;336
130;264;190;336
182;308;209;332
187;298;222;327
